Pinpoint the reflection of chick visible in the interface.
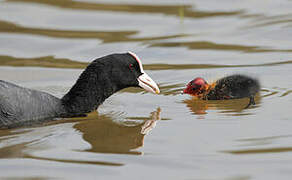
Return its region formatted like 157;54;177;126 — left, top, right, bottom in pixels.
184;99;208;115
184;95;261;116
183;74;260;108
74;108;161;155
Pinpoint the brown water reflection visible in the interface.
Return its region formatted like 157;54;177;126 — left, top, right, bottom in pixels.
223;147;292;154
1;54;292;70
150;41;292;53
0;20;187;43
183;95;261;116
0;143;27;158
6;0;241;18
246;15;292;28
0;108;161;166
28;155;124;166
0;55;87;69
75;108;161;155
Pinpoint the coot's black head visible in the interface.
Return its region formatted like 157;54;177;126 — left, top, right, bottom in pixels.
99;52;160;94
61;52;160;115
183;77;208;96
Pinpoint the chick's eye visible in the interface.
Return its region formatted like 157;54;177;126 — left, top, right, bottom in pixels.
129;64;134;70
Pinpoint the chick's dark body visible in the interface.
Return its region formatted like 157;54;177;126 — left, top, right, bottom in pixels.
205;75;260;100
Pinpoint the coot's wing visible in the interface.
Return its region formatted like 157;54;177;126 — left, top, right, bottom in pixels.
0;80;62;128
0;81;23;126
0;93;17;126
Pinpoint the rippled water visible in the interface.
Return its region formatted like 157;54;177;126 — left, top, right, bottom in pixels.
1;0;292;179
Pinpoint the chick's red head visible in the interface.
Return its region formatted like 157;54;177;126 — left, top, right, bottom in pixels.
183;77;208;96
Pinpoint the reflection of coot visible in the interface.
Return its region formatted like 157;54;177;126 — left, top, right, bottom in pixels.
183;74;260;108
0;52;159;128
74;108;161;155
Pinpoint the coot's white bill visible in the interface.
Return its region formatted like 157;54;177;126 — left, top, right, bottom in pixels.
138;73;160;94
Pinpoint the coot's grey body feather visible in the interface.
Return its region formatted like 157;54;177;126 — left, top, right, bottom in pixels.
0;80;64;127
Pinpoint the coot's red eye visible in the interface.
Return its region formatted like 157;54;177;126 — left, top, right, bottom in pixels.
129;64;134;70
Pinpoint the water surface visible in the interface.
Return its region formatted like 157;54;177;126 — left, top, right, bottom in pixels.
1;0;292;179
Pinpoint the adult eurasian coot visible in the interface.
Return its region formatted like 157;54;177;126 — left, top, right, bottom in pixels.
183;74;260;108
0;52;160;128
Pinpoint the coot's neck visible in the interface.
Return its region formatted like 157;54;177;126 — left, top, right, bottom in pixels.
61;62;122;117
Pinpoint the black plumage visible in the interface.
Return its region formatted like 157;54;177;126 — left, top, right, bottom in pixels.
207;75;260;98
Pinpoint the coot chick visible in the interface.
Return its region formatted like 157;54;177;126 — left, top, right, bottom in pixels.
0;52;160;128
183;74;260;108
